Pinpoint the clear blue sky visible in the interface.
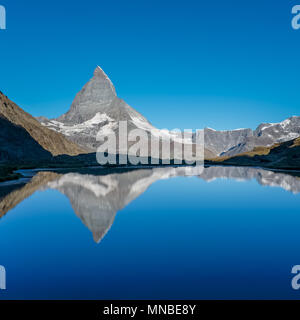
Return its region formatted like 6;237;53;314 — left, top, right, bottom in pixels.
0;0;299;130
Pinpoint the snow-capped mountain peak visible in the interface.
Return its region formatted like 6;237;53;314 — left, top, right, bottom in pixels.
38;67;160;151
55;66;117;125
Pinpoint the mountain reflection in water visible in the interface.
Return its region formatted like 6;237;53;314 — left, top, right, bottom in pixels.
0;165;300;243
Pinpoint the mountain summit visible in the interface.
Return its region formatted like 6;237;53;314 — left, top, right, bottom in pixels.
57;66;117;125
39;66;203;157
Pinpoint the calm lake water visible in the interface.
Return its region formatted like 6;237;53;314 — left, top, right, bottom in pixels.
0;165;300;300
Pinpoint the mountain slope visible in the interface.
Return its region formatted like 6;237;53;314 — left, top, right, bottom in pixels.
0;114;51;163
204;116;300;157
203;128;253;156
0;92;88;156
209;137;300;169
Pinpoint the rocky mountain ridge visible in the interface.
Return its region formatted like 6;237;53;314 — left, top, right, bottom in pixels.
209;136;300;169
0;92;88;158
204;116;300;157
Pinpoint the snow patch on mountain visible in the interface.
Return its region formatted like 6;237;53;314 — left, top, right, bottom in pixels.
41;112;114;136
48;173;118;197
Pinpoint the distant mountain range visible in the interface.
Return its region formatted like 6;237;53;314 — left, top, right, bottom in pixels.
209;136;300;170
0;66;299;172
37;66;300;160
204;116;300;157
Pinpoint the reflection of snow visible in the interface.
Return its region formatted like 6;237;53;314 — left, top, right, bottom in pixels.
48;174;118;197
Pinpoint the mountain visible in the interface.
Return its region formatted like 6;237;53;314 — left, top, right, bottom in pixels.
39;65;298;159
38;66;211;160
210;136;300;169
38;66;157;150
203;128;253;156
4;66;297;164
0;91;88;158
204;116;300;157
0;113;51;164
